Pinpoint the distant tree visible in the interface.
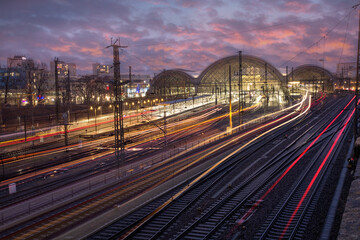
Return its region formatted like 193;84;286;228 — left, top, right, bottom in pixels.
74;75;109;105
34;62;49;104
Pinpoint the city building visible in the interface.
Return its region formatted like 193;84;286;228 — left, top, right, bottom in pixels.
0;56;51;106
50;60;76;78
0;67;26;90
7;55;35;69
48;60;76;99
92;63;113;77
91;63;151;98
121;74;151;98
336;62;356;78
336;62;356;90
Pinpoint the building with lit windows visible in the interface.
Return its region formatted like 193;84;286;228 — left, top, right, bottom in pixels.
336;62;356;78
92;63;113;77
123;74;150;98
7;56;35;69
0;68;26;89
48;60;76;97
50;61;76;78
0;56;50;106
151;54;335;107
336;62;355;90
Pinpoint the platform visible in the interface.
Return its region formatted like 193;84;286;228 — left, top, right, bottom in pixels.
338;160;360;239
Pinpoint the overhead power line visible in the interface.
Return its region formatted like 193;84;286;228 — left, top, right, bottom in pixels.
277;6;356;68
338;9;353;65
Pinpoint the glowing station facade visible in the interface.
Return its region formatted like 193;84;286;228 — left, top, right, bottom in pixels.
150;54;334;107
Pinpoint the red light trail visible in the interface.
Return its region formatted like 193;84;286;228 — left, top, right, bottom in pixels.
0;110;154;148
234;96;354;227
280;102;355;239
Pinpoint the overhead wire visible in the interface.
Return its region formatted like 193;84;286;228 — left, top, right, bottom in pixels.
128;20;301;48
338;9;353;65
277;6;356;68
114;4;358;73
122;49;164;73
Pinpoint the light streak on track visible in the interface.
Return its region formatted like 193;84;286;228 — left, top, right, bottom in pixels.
280;102;355;239
0;100;304;199
0;110;155;147
134;98;308;192
0;105;245;189
0;150;113;189
234;95;355;228
0;107;222;175
119;95;312;239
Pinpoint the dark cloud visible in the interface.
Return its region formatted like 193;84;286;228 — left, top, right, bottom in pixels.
0;0;358;74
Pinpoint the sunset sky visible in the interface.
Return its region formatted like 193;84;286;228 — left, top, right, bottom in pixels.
0;0;359;76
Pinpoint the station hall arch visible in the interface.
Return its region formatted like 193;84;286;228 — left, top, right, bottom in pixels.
289;65;334;93
150;69;196;99
197;55;287;104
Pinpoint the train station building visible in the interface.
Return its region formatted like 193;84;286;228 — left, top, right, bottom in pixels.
150;54;335;107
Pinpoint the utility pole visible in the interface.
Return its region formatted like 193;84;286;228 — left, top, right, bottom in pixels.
341;67;344;89
265;63;268;110
354;3;360;138
106;38;128;167
229;65;233;132
215;82;218;105
319;59;324;93
164;105;167;147
54;57;60;124
291;67;294;94
238;51;243;126
23;115;27;142
63;69;71;146
349;76;351;91
313;76;317;99
26;65;35;136
129;66;132;84
66;69;71;114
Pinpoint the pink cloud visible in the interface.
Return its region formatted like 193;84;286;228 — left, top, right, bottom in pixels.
0;0;357;76
284;1;313;13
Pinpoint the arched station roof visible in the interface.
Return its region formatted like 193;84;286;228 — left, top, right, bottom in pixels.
152;69;196;88
290;64;334;79
150;69;196;97
197;54;286;95
150;55;335;98
198;54;284;84
289;64;334;91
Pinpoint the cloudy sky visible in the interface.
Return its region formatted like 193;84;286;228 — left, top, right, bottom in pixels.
0;0;359;75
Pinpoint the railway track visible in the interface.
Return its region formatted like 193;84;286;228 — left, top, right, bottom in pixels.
0;100;302;239
255;98;353;239
0;107;226;210
86;95;353;240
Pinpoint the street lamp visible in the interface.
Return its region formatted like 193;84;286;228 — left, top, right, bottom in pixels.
90;106;101;134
